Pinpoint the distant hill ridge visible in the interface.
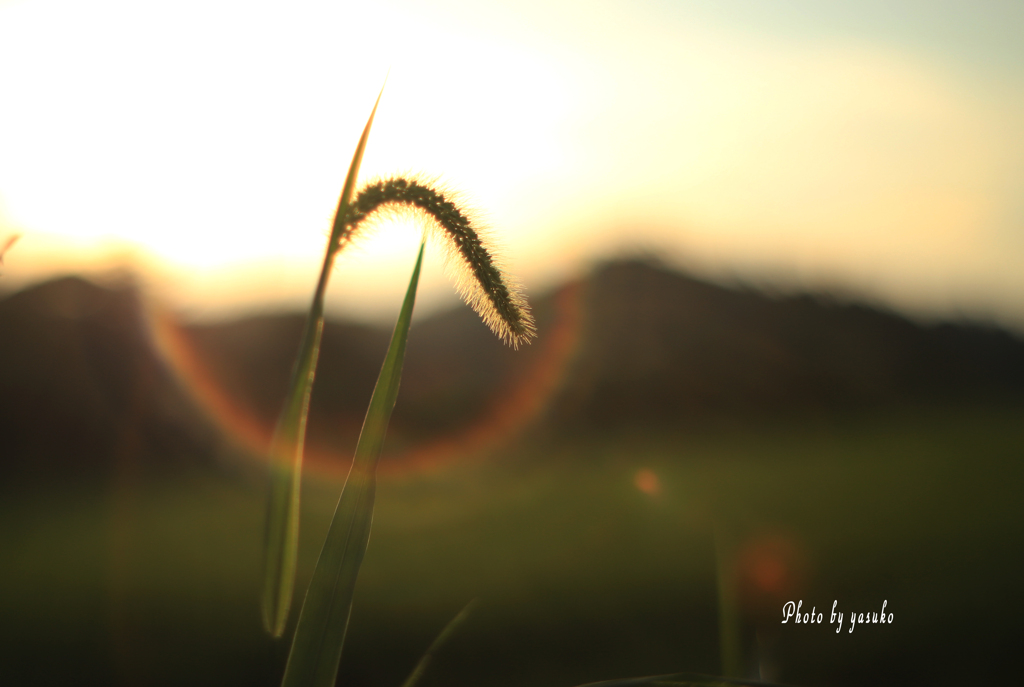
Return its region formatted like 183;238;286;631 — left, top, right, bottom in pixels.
2;260;1023;476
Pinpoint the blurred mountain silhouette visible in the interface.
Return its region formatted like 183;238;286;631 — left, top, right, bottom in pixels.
0;276;219;480
545;261;1024;426
3;259;1023;479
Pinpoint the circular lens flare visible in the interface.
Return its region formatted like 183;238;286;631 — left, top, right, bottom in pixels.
144;281;586;478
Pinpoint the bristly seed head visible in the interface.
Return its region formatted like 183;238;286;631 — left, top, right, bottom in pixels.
339;176;535;347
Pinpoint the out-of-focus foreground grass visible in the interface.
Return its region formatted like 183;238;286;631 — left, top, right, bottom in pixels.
2;405;1022;687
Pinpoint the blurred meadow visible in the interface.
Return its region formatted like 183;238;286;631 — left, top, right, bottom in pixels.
2;1;1024;686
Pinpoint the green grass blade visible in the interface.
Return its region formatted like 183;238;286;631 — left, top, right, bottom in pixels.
261;85;385;638
713;525;742;678
281;242;425;687
400;599;478;687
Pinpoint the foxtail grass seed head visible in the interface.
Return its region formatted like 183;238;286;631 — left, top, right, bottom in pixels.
341;176;535;347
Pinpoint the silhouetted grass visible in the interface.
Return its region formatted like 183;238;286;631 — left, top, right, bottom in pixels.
262;86;534;686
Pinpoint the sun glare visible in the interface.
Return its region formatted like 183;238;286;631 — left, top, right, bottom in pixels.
1;0;1022;326
0;0;574;316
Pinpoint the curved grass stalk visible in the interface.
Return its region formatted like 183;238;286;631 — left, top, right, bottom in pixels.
400;599;478;687
262;86;534;642
274;175;535;681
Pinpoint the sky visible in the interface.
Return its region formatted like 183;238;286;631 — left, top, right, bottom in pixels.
1;0;1022;328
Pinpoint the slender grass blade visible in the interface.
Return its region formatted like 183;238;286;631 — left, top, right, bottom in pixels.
261;85;385;638
400;599;478;687
281;242;425;687
713;525;742;678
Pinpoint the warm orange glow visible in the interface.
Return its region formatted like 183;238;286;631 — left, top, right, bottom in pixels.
144;277;586;478
2;0;1022;326
736;532;809;614
146;302;274;460
634;468;661;496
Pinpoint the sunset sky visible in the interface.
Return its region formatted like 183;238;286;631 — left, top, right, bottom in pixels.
1;0;1022;328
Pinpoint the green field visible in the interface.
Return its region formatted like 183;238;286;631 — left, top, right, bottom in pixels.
2;405;1022;686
